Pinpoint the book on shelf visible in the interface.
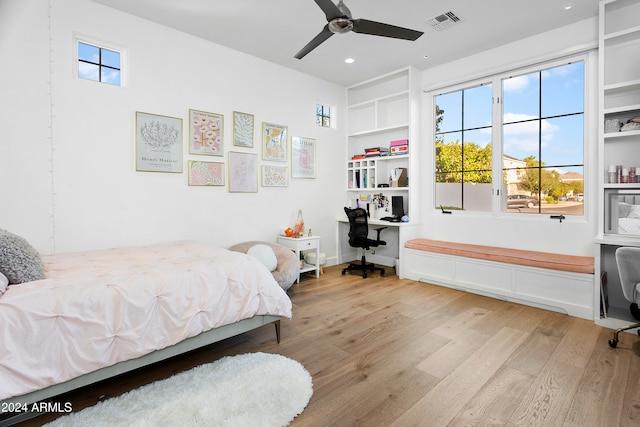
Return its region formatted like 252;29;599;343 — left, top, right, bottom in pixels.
351;154;365;160
390;145;408;155
390;139;409;147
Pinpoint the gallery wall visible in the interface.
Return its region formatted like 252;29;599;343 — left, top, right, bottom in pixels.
0;0;346;260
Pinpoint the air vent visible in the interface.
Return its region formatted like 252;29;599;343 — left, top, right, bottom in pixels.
425;11;462;31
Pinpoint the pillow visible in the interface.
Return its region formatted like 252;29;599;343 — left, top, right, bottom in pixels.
619;202;634;218
628;205;640;220
0;272;8;296
247;244;278;272
0;229;45;284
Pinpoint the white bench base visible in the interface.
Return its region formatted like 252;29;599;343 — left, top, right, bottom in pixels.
403;248;594;319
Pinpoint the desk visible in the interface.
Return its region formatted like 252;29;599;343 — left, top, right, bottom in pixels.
337;217;420;274
277;235;321;283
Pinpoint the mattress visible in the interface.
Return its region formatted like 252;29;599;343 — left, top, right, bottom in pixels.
0;241;292;400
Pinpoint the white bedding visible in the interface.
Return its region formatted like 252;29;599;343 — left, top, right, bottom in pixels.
0;241;292;400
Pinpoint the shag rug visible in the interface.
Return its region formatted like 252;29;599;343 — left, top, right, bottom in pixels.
45;352;313;427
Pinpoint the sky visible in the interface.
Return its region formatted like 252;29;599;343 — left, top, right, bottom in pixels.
436;61;585;174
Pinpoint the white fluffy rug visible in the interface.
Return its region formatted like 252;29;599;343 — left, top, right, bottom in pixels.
45;352;313;427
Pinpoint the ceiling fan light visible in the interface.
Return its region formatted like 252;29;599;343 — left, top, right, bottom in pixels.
329;18;353;34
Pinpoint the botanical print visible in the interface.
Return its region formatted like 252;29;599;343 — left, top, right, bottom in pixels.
136;112;182;173
261;165;288;187
189;109;223;156
262;122;287;162
188;161;224;186
233;111;254;147
228;152;257;192
291;136;316;178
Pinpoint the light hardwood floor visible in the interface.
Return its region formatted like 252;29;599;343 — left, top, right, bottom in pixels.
13;265;640;426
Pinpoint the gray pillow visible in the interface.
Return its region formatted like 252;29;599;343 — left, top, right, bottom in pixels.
0;229;45;284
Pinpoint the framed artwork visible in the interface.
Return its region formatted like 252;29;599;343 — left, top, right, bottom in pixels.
189;109;223;156
228;151;258;193
135;111;182;173
261;165;289;187
233;111;254;148
262;122;288;162
188;160;224;186
291;136;316;178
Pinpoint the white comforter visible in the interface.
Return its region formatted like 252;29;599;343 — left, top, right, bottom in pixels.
0;241;292;400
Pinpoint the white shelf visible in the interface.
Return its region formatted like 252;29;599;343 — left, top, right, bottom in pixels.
603;103;640;115
597;0;640;328
348;90;409;110
348;124;409;138
603;129;640;140
604;78;640;93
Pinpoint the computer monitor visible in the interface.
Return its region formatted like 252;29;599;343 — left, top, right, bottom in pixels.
391;196;404;218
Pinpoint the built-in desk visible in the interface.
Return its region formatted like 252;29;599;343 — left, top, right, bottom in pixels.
336;216;420;275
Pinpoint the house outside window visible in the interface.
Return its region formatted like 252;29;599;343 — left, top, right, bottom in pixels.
77;41;121;86
434;57;585;216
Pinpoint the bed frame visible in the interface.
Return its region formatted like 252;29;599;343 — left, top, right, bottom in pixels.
0;315;281;424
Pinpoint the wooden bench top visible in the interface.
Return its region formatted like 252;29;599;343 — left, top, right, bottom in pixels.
405;238;594;274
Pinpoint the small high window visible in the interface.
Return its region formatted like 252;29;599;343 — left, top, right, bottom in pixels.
316;103;331;127
78;41;121;86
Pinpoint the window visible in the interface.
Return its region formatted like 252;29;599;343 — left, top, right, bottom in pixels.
435;84;493;212
77;41;121;86
316;103;331;127
434;57;585;216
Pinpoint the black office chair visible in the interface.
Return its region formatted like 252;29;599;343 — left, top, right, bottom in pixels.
342;207;386;278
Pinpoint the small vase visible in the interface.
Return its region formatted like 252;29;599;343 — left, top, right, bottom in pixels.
293;210;304;237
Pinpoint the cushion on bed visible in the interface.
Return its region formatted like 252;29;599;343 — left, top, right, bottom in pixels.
0;272;8;295
0;229;45;284
247;244;278;272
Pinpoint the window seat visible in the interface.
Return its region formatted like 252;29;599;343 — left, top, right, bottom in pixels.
405;239;594;274
402;239;595;319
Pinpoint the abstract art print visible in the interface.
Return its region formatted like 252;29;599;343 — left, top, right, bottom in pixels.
291;136;316;178
189;109;223;156
228;151;258;193
261;165;288;187
188;161;224;186
262;122;288;162
233;111;254;148
136;112;182;173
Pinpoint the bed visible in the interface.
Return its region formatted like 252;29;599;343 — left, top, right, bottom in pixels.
0;239;292;407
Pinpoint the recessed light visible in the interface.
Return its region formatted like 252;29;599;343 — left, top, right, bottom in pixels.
423;54;430;59
345;58;355;64
563;2;576;10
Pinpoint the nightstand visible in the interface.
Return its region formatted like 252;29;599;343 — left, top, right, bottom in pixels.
277;235;320;283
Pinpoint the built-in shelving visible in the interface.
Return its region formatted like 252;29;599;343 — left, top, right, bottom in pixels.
346;67;420;222
596;0;640;331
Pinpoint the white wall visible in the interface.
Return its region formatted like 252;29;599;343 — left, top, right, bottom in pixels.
0;0;346;261
419;18;600;256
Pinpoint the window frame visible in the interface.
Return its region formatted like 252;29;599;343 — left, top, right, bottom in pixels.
74;34;126;87
431;53;589;219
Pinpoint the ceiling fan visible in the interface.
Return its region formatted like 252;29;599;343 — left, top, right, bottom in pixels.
295;0;424;59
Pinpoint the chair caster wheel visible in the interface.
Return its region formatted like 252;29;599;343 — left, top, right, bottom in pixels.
380;270;385;276
363;272;367;278
608;339;618;348
341;270;346;275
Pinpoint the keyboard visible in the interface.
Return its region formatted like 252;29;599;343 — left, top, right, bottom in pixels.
380;216;401;222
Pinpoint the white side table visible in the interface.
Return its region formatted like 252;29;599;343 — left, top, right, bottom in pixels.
277;235;321;283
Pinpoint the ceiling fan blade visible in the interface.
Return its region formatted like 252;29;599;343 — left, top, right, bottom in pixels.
295;25;334;59
352;19;424;41
314;0;344;21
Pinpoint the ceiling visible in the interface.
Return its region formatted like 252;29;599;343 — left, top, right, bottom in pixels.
90;0;600;87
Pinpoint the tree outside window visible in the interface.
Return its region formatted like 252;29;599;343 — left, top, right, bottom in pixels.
434;59;585;216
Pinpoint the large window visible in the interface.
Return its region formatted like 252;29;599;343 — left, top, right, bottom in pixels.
434;58;585;216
